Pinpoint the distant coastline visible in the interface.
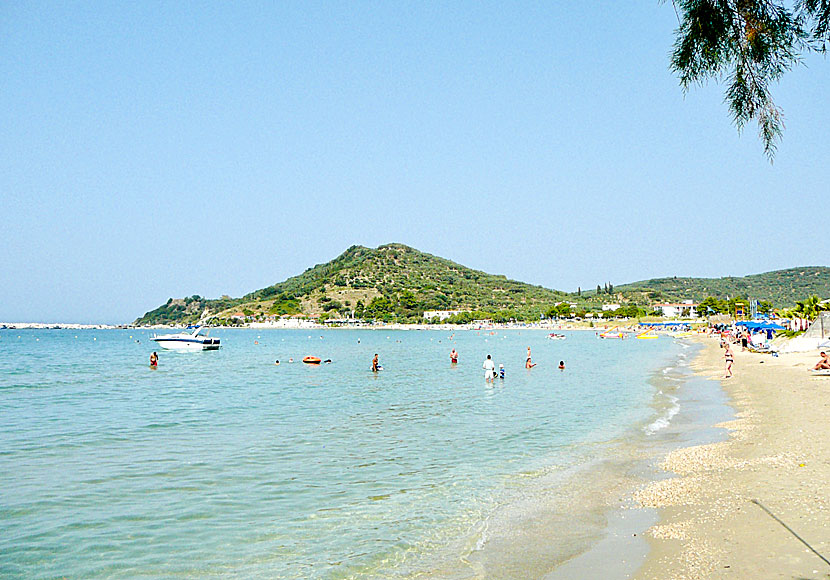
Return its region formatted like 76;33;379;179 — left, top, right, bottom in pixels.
1;320;677;332
0;322;125;330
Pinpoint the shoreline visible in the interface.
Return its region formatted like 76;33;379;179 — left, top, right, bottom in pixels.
633;335;830;578
544;338;734;579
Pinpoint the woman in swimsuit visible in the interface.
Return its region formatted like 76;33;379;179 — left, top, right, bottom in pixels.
724;345;734;378
526;346;535;369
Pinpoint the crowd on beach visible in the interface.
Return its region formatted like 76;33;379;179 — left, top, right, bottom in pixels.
714;324;777;378
709;322;829;377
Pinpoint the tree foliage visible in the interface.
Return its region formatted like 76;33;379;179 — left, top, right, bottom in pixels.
667;0;830;159
787;294;830;318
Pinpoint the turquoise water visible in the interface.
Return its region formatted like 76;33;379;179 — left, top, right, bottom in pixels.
0;328;679;579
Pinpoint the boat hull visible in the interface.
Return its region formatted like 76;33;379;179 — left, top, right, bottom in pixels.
152;338;221;351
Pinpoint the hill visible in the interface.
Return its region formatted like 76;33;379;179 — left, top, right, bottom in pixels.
134;246;829;325
134;244;569;325
607;267;830;308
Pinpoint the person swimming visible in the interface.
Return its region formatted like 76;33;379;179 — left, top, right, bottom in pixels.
275;360;280;365
558;361;565;370
526;346;536;368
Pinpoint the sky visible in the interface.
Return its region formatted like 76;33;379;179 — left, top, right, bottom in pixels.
2;2;828;324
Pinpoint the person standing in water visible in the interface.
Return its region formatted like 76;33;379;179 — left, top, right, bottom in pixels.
526;346;536;368
372;353;380;372
149;352;158;368
498;363;505;379
450;348;458;364
558;360;565;370
483;355;495;381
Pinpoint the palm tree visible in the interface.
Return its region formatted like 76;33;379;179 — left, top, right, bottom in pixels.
794;295;824;320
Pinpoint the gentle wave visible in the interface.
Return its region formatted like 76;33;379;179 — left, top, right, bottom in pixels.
644;391;680;435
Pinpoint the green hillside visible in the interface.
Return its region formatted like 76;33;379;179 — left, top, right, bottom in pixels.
608;267;830;308
134;244;569;325
134;246;829;325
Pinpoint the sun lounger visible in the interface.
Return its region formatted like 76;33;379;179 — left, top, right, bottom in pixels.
747;343;776;354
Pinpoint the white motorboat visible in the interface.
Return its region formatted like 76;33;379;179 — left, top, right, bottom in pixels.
152;326;221;350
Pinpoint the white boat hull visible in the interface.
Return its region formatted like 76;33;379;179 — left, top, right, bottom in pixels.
151;327;221;351
152;338;220;351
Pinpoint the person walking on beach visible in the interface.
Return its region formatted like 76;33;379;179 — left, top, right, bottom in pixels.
149;352;158;368
483;355;495;381
724;344;734;378
372;354;380;372
450;348;458;364
526;346;536;369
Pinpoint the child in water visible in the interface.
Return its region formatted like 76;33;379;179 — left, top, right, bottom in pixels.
499;363;505;379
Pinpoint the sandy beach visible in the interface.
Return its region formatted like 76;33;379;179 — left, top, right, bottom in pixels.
634;336;830;579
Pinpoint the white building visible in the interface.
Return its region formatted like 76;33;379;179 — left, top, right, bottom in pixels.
656;300;698;318
601;304;621;311
423;309;469;320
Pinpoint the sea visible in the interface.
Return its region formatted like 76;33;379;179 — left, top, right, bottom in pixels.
0;328;724;579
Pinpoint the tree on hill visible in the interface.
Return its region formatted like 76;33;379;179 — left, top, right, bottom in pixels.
545;303;572;318
666;0;830;159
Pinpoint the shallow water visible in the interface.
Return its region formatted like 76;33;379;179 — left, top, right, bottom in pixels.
0;328;681;579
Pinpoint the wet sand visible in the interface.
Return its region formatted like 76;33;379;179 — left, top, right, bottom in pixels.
634;336;830;579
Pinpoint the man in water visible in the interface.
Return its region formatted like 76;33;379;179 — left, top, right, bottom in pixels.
372;354;380;372
150;352;158;367
450;348;458;364
483;355;495;381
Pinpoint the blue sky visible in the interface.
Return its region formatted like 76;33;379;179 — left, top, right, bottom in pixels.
2;2;827;323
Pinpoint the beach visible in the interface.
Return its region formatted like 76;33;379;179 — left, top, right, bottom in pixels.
634;337;830;579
